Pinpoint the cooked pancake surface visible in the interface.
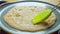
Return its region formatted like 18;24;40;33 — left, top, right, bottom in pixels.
4;6;56;32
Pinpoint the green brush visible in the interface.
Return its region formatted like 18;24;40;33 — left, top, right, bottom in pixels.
32;9;52;24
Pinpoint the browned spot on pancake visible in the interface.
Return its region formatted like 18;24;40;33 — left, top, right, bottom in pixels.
15;13;21;17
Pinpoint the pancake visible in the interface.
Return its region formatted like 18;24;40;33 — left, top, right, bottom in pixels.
4;6;56;32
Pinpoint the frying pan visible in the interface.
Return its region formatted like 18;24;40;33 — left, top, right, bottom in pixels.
0;1;60;34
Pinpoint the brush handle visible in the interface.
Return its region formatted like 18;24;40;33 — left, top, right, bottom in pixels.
51;3;60;11
56;3;60;8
